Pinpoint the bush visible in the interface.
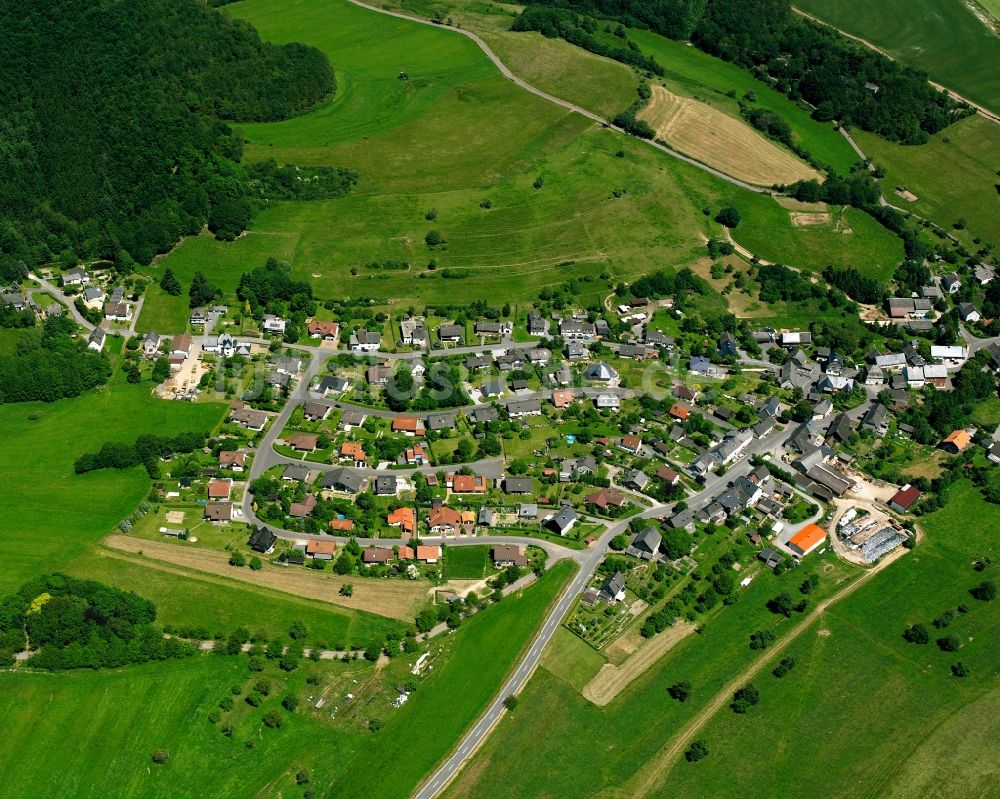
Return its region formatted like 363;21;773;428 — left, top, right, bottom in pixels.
970;580;997;601
715;206;741;229
772;657;796;678
937;634;960;652
903;623;930;644
296;770;311;785
667;681;691;702
151;749;169;764
368;718;383;732
425;230;444;247
262;710;283;729
951;662;970;677
730;683;760;714
749;629;776;650
282;695;299;712
503;695;519;712
229;551;246;568
685;739;709;762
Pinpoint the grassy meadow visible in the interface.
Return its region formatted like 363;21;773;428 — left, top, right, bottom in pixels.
0;379;226;594
444;483;1000;799
855;114;1000;247
795;0;1000;114
648;481;1000;798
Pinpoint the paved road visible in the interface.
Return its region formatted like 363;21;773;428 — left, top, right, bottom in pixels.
412;421;796;798
347;0;774;195
27;274;95;330
960;324;1000;355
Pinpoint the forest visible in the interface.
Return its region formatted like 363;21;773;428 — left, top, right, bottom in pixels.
0;316;111;404
0;575;195;669
516;0;967;143
0;0;335;279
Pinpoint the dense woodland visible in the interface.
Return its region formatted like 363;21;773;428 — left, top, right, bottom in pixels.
75;431;209;477
0;316;111;404
0;0;335;279
0;575;194;669
517;0;966;144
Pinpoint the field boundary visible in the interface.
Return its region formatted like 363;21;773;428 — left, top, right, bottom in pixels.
582;620;696;706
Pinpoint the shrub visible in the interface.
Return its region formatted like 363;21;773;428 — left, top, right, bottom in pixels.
282;695;299;712
503;695;519;712
667;681;691;702
262;710;283;729
715;206;741;229
296;770;311;785
903;623;930;644
151;749;169;764
951;662;969;677
772;657;796;678
970;580;997;601
730;684;760;714
937;634;960;652
685;739;708;762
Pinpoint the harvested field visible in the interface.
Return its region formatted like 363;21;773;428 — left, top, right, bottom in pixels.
582;620;696;706
638;86;821;186
790;211;832;226
103;534;427;620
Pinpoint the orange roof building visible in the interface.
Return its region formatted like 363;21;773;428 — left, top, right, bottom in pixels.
340;441;366;464
449;474;488;494
392;416;425;435
305;540;336;558
328;518;355;531
428;505;463;532
788;523;826;557
288;432;318;452
387;506;416;534
207;478;232;499
416;545;442;563
669;404;690;421
552;390;574;408
398;545;416;560
940;429;971;453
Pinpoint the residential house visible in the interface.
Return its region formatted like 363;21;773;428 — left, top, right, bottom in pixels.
527;311;547;336
930;345;967;364
103;301;132;322
547;507;579;536
403;444;427;465
940;429;971;454
552;390;574;409
82;286;104;305
559;318;596;340
689;356;711;374
861;403;889;436
482;379;505;397
206;333;251;357
475;320;510;337
367;365;392;387
307;320;340;340
505;398;542;418
340;442;366;467
826;413;855;444
289;493;317;518
502;477;534;495
190;308;208;327
600;571;627;603
595;394;621;411
863;365;885;386
392;416;426;436
781;331;812;347
282;464;310;482
204;502;233;522
247;527;276;554
274;357;302;376
584;362;618;382
566;341;589;360
350;330;381;352
478;507;497;527
207;478;231;500
465;354;491;370
338;409;367;429
449;474;488;494
645;329;674;349
657;466;680;485
387;507;416;534
62;266;89;286
230;407;269;431
428;505;464;534
328;518;355;532
87;327;106;352
942;272;962;293
669;404;690;421
758;548;784;569
624;469;650;492
426;412;456;431
920;284;943;300
303;401;332;421
416;545;442;564
400;318;428;347
267;370;291;390
628;527;662;561
665;508;695;533
619;435;642;455
262;314;286;335
673;384;698;402
287;432;318;452
974;264;996;285
374;476;398;496
219;451;246;471
527;347;551;365
492;544;528;568
362;547;393;566
170;334;192;360
438;324;463;343
957;302;981;323
319;468;366;494
586;488;627;511
718;331;738;357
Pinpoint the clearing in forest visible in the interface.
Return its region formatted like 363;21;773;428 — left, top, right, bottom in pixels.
638;85;821;187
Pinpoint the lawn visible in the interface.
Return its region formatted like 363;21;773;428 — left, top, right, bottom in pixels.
795;0;1000;115
855;114;1000;247
644;481;1000;798
443;544;491;579
0;380;226;594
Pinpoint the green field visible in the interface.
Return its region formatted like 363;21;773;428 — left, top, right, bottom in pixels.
66;550;402;646
0;559;573;799
445;485;1000;799
443;544;491;579
629;28;859;175
645;481;1000;798
795;0;1000;114
143;0;902;317
855;114;1000;247
0;380;226;594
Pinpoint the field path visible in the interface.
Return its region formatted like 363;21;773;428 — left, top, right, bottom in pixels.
617;544;909;799
347;0;772;194
792;6;1000;124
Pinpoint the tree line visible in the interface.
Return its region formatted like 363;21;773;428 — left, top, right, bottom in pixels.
0;0;336;279
515;0;967;144
0;316;110;404
0;574;194;669
75;431;208;477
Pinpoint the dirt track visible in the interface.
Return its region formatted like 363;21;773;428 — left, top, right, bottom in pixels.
620;545;909;797
583;620;696;706
638;86;821;186
103;535;427;620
